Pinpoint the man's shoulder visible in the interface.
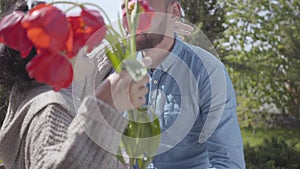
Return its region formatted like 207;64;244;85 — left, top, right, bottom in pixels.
179;40;225;70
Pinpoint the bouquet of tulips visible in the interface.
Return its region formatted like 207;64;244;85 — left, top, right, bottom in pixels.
105;0;161;168
0;1;160;169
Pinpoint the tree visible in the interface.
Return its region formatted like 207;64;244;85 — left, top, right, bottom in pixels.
180;0;227;59
220;0;300;127
181;0;226;43
181;0;300;127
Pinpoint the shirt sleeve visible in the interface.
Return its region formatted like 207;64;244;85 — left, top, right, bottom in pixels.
26;96;128;169
198;63;245;169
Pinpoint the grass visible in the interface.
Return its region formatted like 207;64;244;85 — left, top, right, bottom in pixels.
241;127;300;149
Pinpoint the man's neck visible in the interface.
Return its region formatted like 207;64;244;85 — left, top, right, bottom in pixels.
144;34;175;68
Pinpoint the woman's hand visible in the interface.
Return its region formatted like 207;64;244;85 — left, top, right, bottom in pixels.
96;70;149;113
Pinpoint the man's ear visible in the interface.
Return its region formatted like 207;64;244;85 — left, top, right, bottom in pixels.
168;1;181;21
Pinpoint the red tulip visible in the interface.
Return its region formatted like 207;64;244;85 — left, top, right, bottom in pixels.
22;4;69;53
122;0;154;33
26;50;73;91
66;15;85;58
81;8;106;52
67;8;106;58
0;11;33;58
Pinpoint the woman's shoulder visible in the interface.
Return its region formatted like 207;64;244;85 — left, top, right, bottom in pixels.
22;83;73;111
0;84;74;166
8;83;76;127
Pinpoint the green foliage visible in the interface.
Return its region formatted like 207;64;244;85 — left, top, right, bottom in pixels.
181;0;300;126
182;24;220;58
120;108;161;169
244;136;300;169
181;0;226;45
242;128;300;168
219;0;300;125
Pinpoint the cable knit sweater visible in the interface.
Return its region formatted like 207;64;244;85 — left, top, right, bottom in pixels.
0;46;127;169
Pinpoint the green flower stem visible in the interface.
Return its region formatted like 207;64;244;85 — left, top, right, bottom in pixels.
129;36;136;58
130;158;134;169
124;0;132;56
49;1;81;6
125;0;132;33
125;3;146;167
130;111;138;159
117;13;126;38
64;5;78;13
106;25;118;37
131;1;139;33
128;1;140;58
49;1;85;14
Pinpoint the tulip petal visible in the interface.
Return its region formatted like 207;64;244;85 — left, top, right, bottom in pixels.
122;0;154;33
67;8;106;57
0;11;33;58
81;8;106;51
26;50;73;91
22;4;69;53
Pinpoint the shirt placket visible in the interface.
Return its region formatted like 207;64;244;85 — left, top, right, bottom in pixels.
147;69;165;169
148;70;162;111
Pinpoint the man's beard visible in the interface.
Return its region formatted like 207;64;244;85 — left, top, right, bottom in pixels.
135;13;168;51
135;32;165;51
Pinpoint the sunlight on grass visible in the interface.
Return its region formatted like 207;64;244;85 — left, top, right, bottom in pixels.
241;128;300;149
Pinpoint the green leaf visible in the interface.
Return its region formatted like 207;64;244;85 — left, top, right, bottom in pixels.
117;12;126;38
123;58;147;82
116;147;126;165
105;47;122;72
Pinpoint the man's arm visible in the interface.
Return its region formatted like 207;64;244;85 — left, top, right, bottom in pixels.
198;63;245;169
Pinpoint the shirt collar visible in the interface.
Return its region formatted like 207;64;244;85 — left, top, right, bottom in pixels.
158;35;184;71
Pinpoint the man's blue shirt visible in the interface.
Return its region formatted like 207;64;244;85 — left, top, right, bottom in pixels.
145;37;245;169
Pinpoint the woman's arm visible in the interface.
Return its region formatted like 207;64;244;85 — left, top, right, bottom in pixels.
26;70;148;169
27;96;127;169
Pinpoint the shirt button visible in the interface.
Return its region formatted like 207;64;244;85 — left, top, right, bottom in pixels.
153;80;158;84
